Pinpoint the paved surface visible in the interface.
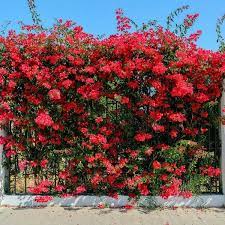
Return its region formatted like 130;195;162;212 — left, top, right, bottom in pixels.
0;206;225;225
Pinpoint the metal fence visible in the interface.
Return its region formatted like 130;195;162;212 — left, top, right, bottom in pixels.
3;100;222;195
201;125;221;194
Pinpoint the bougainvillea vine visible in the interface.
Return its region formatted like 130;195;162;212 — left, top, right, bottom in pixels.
0;10;224;203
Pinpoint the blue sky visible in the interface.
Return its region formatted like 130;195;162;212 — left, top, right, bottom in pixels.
1;0;225;50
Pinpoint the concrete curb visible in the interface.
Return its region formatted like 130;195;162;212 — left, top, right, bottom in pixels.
1;195;225;208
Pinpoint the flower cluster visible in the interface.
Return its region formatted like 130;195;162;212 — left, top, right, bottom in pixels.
0;18;224;202
115;8;131;32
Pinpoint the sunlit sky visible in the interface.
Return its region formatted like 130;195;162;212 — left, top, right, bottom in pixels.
1;0;225;50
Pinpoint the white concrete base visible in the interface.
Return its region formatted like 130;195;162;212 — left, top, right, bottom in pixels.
1;195;225;208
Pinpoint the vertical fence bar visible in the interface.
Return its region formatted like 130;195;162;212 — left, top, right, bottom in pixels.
0;129;5;197
0;129;9;196
220;80;225;195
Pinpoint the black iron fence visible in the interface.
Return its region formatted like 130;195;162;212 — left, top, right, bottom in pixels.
3;100;222;195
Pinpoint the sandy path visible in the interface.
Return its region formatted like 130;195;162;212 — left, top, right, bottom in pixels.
0;206;225;225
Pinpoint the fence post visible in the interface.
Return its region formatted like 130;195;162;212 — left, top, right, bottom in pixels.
221;80;225;194
0;128;7;197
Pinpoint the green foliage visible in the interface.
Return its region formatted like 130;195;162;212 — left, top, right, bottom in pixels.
167;5;199;37
216;14;225;51
166;5;190;30
27;0;42;26
0;21;11;36
182;174;209;194
140;20;159;31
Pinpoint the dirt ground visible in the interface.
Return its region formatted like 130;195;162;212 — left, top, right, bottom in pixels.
0;206;225;225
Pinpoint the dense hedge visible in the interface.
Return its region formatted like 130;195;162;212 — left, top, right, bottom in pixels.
0;19;224;202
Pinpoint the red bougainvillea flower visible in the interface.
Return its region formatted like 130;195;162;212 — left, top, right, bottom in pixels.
184;13;199;27
152;62;167;75
34;181;50;194
77;83;102;100
168;113;186;122
40;159;48;168
55;185;65;192
180;191;193;198
152;124;165;132
0;136;6;145
18;160;28;171
35;112;54;127
169;130;178;139
144;147;154;156
89;134;107;145
48;89;61;100
161;178;182;199
149;111;163;121
167;74;193;97
34;195;53;203
152;160;161;170
201;166;221;177
109;192;119;200
124;204;134;210
59;193;73;198
160;174;168;181
138;183;150;196
115;8;131;32
95;117;103;124
195;93;209;103
76;185;86;194
171;81;193;97
97;203;105;209
127;81;139;90
134;133;152;142
121;96;130;104
61;79;73;89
